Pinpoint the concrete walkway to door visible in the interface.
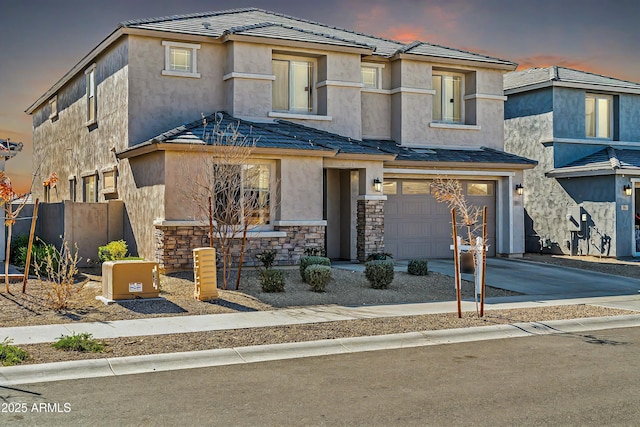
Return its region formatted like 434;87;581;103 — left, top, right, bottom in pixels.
428;257;640;300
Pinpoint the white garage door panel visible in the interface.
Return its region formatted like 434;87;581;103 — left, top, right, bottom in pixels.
384;180;496;259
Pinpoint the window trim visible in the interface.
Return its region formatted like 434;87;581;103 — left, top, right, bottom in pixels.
81;171;98;203
272;54;317;115
361;63;384;90
585;93;613;140
162;41;201;78
84;64;97;127
432;71;465;124
100;165;118;195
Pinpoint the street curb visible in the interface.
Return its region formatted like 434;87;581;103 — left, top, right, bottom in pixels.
2;314;639;386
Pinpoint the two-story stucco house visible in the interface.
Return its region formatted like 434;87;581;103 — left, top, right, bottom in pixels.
27;8;534;271
504;66;640;257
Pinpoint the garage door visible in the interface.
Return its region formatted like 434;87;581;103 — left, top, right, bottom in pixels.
384;179;496;259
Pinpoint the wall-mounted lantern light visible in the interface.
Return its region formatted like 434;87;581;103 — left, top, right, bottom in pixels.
515;183;524;196
373;178;382;193
624;184;633;196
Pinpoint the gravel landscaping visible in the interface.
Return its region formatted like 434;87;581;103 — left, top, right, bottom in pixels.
1;255;638;366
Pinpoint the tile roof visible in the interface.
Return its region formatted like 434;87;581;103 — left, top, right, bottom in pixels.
121;7;514;64
548;147;640;177
362;139;536;165
504;66;640;93
400;42;516;67
0;139;23;159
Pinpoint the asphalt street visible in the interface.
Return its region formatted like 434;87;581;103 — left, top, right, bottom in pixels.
2;326;639;426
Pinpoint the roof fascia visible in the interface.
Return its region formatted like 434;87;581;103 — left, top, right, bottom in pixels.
391;53;516;71
546;168;616;178
124;27;223;44
26;28;126;114
222;34;373;55
117;143;338;159
505;80;640;96
385;160;536;170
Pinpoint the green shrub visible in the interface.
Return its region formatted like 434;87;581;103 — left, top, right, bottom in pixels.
0;338;28;366
53;333;105;353
305;264;331;292
18;240;60;276
256;249;277;270
303;247;326;257
364;260;395;289
407;259;429;276
260;269;285;292
299;256;331;282
98;240;128;263
10;235;30;264
366;252;393;261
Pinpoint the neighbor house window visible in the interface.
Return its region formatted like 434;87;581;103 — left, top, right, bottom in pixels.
272;56;314;113
48;95;58;120
162;41;201;78
586;93;612;139
85;64;97;125
69;177;77;202
432;73;462;123
82;174;97;202
361;65;381;89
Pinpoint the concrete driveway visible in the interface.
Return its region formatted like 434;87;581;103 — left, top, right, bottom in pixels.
427;257;640;299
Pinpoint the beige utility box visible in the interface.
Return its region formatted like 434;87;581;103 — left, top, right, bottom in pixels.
102;260;160;300
193;247;218;300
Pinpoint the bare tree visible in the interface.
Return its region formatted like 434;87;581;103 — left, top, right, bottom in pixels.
183;114;278;290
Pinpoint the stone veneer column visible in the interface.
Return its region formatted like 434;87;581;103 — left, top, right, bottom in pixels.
356;197;385;262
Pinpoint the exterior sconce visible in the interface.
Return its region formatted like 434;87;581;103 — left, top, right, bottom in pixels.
624;184;633;196
373;178;382;193
515;183;524;196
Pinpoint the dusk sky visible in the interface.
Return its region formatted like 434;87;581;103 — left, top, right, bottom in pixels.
1;0;639;192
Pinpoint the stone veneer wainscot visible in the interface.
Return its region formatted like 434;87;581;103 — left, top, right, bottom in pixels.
356;199;385;261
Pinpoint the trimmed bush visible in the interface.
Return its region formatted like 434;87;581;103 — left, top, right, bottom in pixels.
299;256;331;282
305;264;331;292
303;247;326;257
365;260;395;289
260;269;285;293
407;259;429;276
366;252;393;261
256;249;277;270
98;240;128;263
0;338;28;366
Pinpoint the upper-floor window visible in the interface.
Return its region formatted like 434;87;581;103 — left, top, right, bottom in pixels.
361;65;381;89
85;64;97;126
162;41;201;78
432;73;463;123
586;93;612;139
69;177;77;202
272;56;315;114
48;95;58;120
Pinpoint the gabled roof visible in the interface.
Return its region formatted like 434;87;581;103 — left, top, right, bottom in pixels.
0;139;23;160
504;66;640;95
399;41;516;67
362;139;536;167
547;146;640;178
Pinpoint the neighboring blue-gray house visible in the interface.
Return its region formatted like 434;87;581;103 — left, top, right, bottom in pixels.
504;66;640;257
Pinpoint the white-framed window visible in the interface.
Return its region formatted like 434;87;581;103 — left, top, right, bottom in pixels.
85;64;97;126
272;55;315;114
82;174;97;202
361;65;382;90
432;72;463;123
162;41;201;78
586;93;612;139
48;95;58;120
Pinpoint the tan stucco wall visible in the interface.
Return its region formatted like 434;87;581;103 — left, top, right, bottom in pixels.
278;156;324;220
127;35;226;145
362;93;391;139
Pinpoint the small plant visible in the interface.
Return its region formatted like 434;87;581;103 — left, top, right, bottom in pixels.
0;338;29;366
364;260;395;289
299;256;331;282
53;333;105;353
303;247;326;257
259;269;285;292
256;249;277;270
10;234;29;264
98;240;128;263
408;259;429;276
366;252;393;261
34;241;87;310
305;264;331;292
14;238;59;275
